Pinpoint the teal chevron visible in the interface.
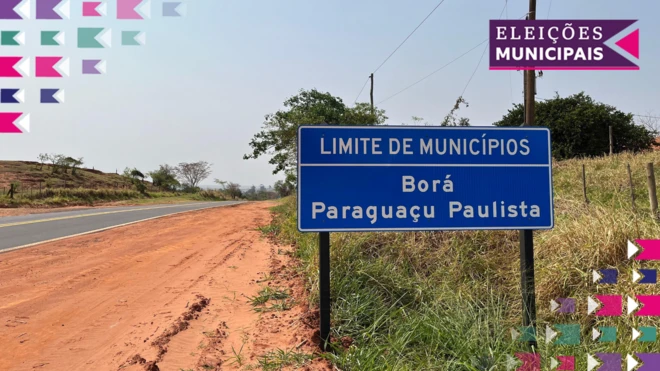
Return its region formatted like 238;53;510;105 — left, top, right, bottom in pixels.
78;28;111;48
121;31;145;46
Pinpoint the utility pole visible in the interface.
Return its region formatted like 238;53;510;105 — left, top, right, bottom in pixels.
524;0;536;127
370;73;375;120
520;0;537;350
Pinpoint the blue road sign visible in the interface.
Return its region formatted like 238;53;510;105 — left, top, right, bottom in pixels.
297;126;554;232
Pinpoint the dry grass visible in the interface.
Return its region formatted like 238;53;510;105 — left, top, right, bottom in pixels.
271;151;660;370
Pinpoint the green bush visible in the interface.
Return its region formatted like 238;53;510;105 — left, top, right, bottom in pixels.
494;93;656;160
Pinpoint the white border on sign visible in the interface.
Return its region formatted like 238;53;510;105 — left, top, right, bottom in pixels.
296;125;554;232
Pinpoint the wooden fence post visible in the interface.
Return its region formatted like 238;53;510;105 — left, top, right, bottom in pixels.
609;126;613;156
647;163;658;219
627;163;636;212
582;164;589;204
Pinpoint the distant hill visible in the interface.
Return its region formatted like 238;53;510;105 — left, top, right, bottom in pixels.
0;161;136;190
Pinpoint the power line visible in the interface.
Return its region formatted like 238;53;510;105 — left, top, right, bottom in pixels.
635;114;660;119
354;76;371;103
459;2;508;97
374;9;527;106
376;39;488;105
460;42;489;97
546;0;554;18
372;0;448;74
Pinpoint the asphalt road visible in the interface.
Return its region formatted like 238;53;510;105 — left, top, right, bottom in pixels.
0;201;244;253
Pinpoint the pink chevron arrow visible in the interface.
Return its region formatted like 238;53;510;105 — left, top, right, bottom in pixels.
634;240;660;260
616;29;639;59
83;1;106;16
0;113;28;133
0;57;29;77
635;296;660;316
35;57;69;78
117;0;146;19
515;353;540;371
556;356;575;370
596;295;623;316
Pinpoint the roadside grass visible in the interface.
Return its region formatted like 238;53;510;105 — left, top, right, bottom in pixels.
256;349;314;370
248;286;295;313
269;151;660;370
0;188;227;208
0;160;132;189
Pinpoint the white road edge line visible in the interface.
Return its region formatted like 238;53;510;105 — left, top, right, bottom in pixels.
0;201;245;255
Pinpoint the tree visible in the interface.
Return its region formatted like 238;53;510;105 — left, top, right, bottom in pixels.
257;184;268;200
149;165;180;191
494;92;656;159
244;89;388;183
123;167;147;194
274;180;294;198
37;153;49;170
130;169;145;181
214;179;242;199
177;161;212;189
440;97;471;127
226;183;242;200
636;113;660;134
48;154;68;174
244;185;257;200
66;157;84;175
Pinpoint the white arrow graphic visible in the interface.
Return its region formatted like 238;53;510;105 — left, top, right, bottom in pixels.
54;31;65;46
506;355;519;371
588;354;600;371
628;296;639;315
628;240;639;259
13;31;26;45
16;0;30;19
55;0;70;19
633;269;642;283
550;357;559;369
593;270;602;283
546;325;558;344
632;328;641;341
15;57;30;77
138;0;151;18
550;299;560;312
592;327;601;340
588;296;600;314
135;31;146;45
96;60;107;74
55;57;70;77
627;354;639;371
13;89;25;103
54;89;65;103
510;328;520;341
173;2;187;16
16;113;30;133
97;2;108;16
97;28;112;48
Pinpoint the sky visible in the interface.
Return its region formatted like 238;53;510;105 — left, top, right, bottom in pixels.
0;0;658;187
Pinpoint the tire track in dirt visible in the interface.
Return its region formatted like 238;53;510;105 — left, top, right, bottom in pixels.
0;202;330;371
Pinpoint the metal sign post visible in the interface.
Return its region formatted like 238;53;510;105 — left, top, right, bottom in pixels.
319;231;331;351
519;229;537;348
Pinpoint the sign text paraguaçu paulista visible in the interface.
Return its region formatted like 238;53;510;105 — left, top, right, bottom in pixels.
298;126;554;232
